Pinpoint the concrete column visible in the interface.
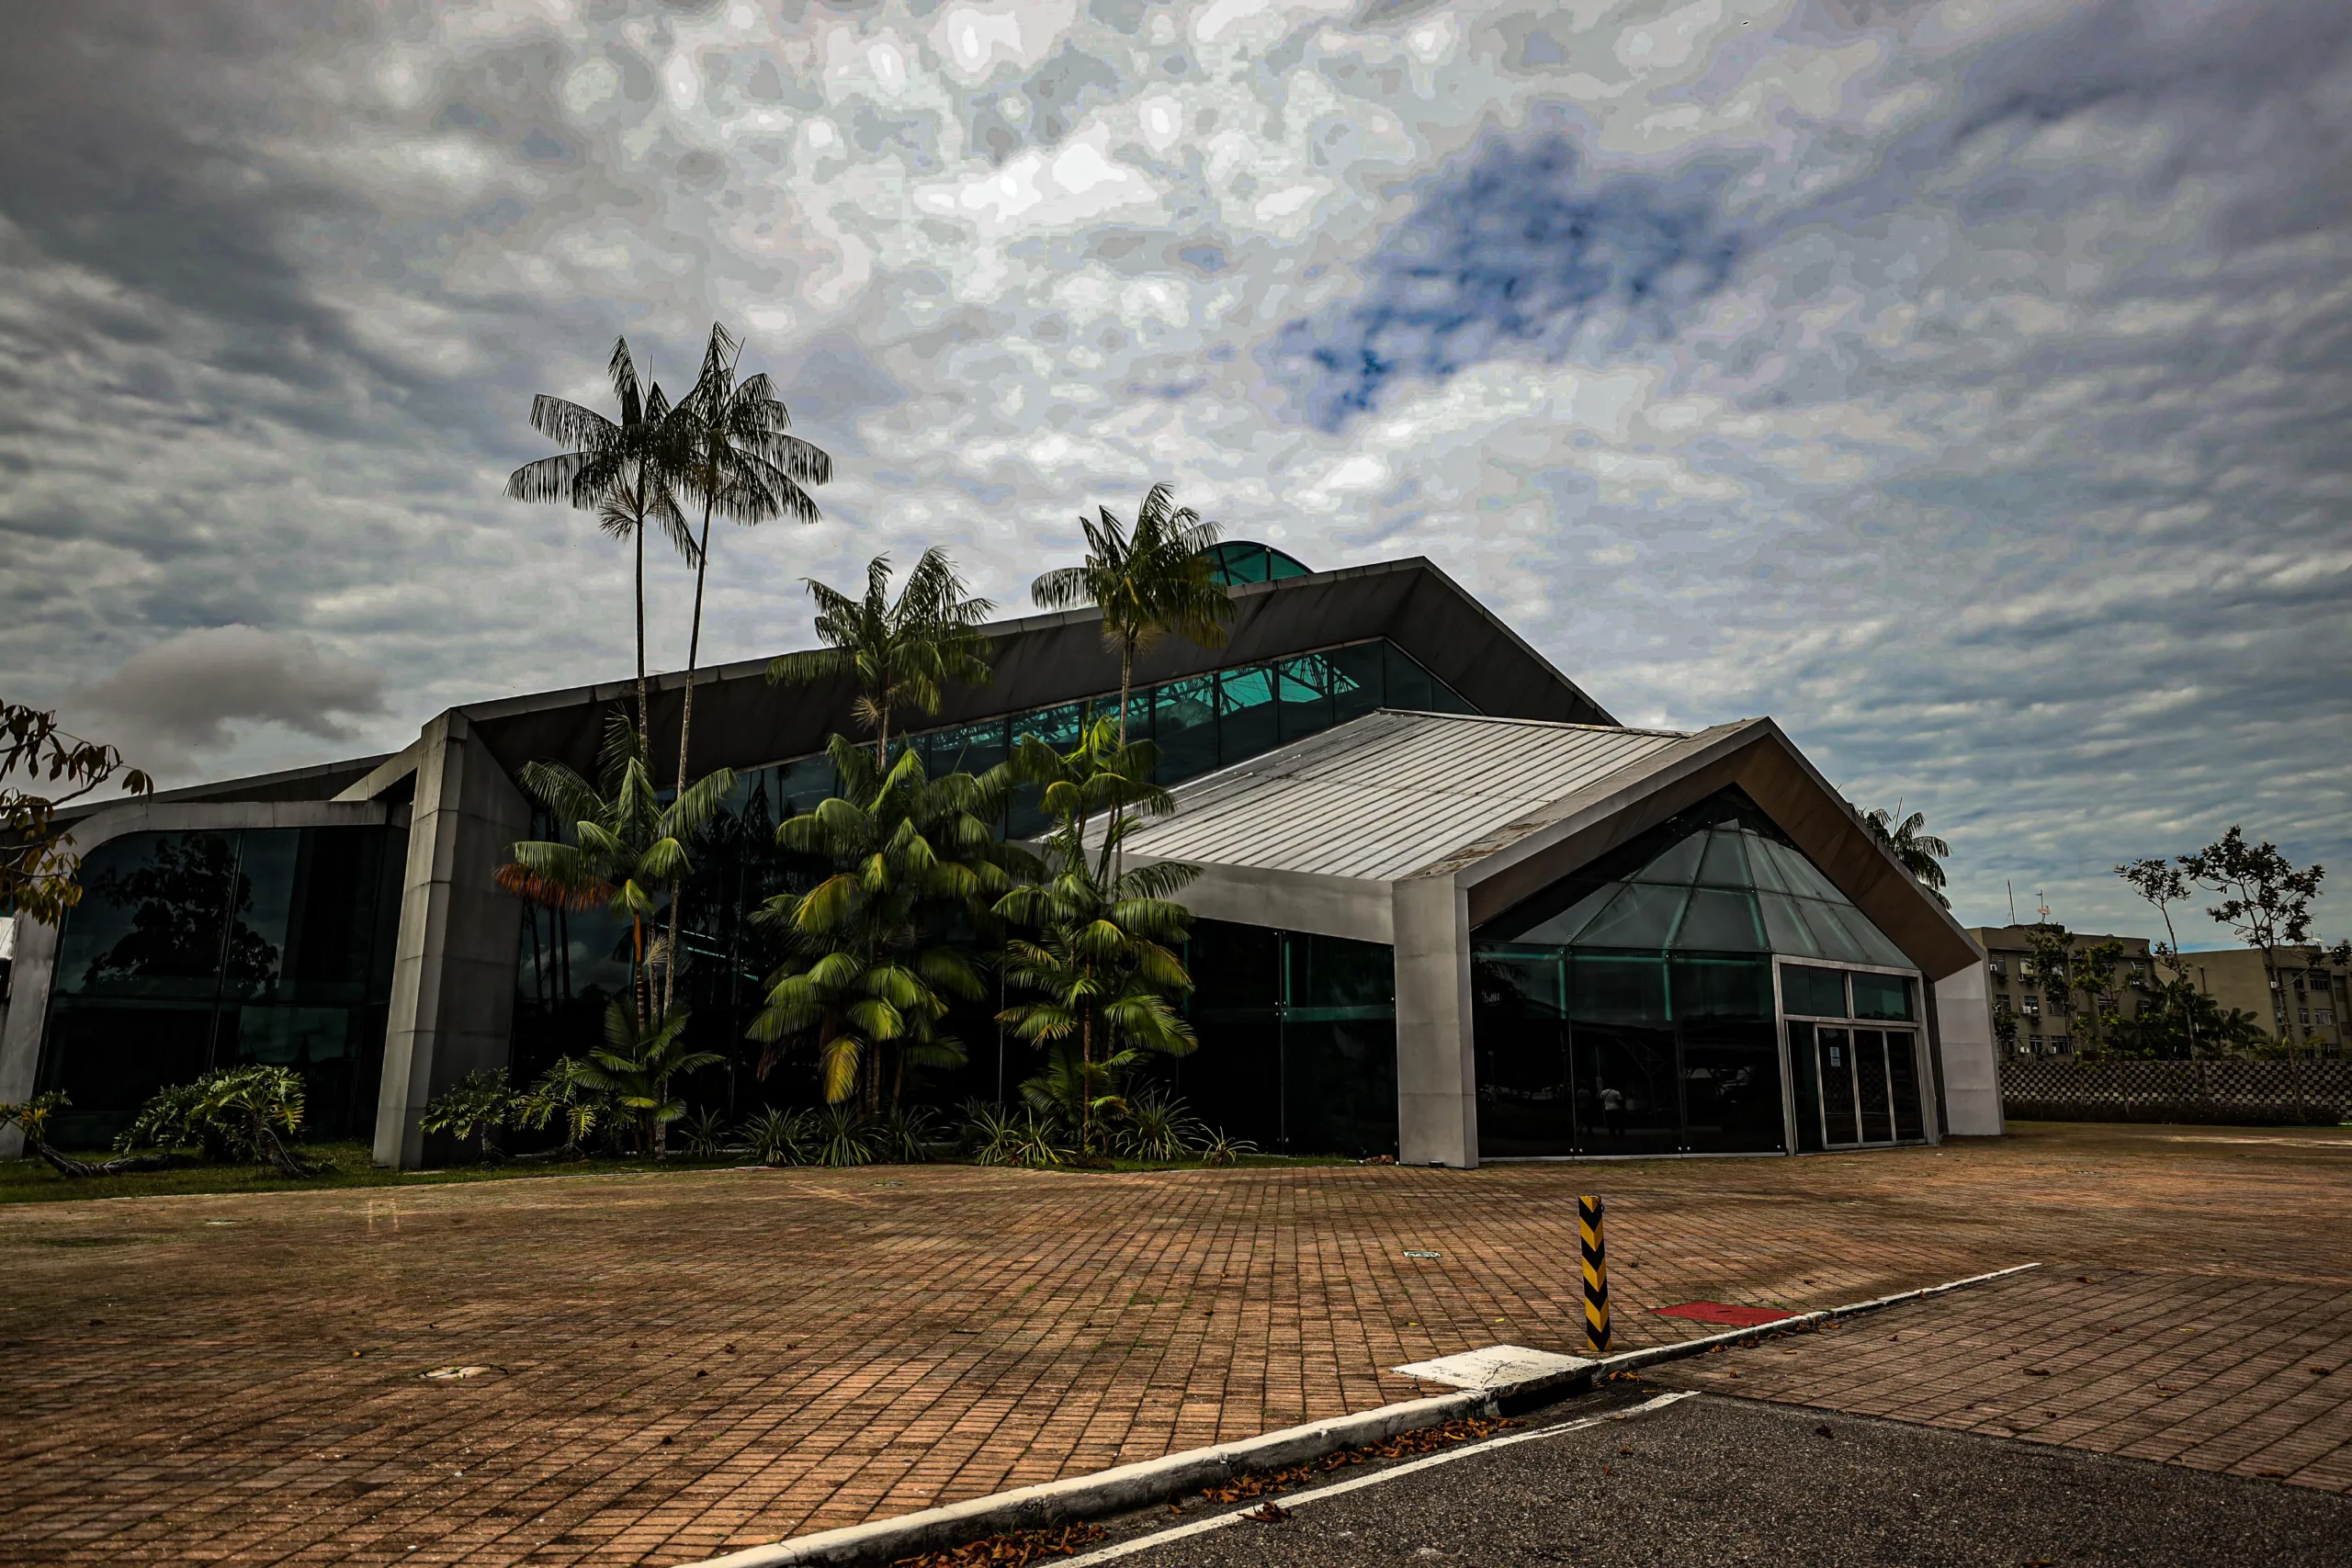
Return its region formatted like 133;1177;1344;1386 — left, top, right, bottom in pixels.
1391;874;1476;1168
373;712;530;1168
0;911;59;1159
1931;964;2004;1136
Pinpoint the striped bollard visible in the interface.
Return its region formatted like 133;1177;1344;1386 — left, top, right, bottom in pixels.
1578;1194;1611;1354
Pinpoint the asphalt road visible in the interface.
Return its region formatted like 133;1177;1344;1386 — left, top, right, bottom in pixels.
1076;1389;2352;1568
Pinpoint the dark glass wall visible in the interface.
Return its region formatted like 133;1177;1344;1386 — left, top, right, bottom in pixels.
1469;789;1928;1158
40;826;406;1147
510;639;1467;1104
1471;948;1783;1156
1170;919;1397;1157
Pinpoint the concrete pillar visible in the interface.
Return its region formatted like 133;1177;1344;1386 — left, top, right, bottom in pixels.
1931;964;2004;1135
0;911;57;1160
1391;874;1476;1168
373;712;530;1168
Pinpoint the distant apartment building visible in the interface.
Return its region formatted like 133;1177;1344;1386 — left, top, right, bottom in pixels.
1968;926;2347;1059
2186;946;2348;1059
1967;926;2157;1057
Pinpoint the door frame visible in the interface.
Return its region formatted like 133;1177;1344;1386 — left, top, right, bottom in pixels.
1776;959;1931;1153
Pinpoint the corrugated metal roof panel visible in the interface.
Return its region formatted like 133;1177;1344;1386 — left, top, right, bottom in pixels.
1123;712;1694;883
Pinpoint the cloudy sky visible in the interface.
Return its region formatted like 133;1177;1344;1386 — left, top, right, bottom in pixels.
4;0;2347;946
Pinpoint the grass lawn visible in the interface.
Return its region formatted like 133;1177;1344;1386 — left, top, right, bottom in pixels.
0;1141;1357;1205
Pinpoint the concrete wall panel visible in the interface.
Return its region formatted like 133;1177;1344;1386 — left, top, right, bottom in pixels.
1933;964;2005;1136
373;714;530;1168
1391;875;1476;1168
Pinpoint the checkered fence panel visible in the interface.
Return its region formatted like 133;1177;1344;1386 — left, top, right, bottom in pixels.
2000;1057;2352;1124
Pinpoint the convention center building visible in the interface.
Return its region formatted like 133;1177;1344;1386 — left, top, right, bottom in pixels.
0;548;2000;1167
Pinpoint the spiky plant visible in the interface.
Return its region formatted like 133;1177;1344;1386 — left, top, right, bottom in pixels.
421;1069;515;1163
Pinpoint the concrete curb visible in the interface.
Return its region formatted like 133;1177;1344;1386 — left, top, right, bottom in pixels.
684;1261;2040;1568
691;1391;1495;1568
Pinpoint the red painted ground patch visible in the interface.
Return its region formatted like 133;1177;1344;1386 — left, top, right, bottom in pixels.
1653;1301;1799;1327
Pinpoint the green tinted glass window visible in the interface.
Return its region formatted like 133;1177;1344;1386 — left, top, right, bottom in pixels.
1852;972;1914;1021
1781;964;1848;1018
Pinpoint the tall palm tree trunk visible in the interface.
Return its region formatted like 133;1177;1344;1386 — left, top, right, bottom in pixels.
663;499;718;1021
633;484;650;758
1080;1007;1093;1154
1117;642;1135;749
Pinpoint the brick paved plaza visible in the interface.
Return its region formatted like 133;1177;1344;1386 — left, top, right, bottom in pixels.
6;1122;2350;1565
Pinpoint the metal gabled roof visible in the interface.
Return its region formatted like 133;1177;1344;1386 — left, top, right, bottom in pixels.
1121;710;1699;883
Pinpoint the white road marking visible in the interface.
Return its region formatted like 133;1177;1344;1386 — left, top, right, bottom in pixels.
1060;1392;1701;1565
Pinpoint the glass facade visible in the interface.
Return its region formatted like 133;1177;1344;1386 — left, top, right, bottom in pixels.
1170;919;1398;1157
1781;967;1925;1152
1471;789;1923;1157
40;826;407;1147
512;639;1468;1110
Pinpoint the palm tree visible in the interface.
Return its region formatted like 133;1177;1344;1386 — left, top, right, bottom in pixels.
505;338;693;749
1862;805;1951;908
748;735;1025;1110
1030;483;1231;748
767;548;993;766
573;998;724;1157
994;719;1200;1155
497;712;738;1028
664;322;831;1014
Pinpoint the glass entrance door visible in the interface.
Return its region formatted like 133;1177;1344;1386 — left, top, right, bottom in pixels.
1817;1028;1860;1145
1803;1027;1923;1148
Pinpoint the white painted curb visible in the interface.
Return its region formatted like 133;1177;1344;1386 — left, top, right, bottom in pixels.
682;1261;2040;1568
689;1390;1493;1567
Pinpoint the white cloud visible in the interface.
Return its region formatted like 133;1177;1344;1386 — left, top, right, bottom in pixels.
1;0;2347;946
74;626;389;780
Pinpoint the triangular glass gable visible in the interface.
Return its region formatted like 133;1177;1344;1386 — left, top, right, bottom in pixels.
1474;788;1912;967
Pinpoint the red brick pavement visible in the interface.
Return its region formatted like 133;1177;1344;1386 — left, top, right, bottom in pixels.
1659;1266;2352;1493
3;1122;2348;1565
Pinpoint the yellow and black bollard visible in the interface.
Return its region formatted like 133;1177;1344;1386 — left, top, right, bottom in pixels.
1578;1193;1611;1354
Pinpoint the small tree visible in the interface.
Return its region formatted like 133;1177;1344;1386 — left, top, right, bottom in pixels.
2;704;154;926
117;1066;320;1178
2117;857;2203;1061
2182;828;2324;1066
514;1058;616;1158
572;1000;723;1157
504;338;693;753
1991;995;2019;1054
767;549;994;766
2022;921;2075;1042
498;712;736;1029
2064;937;2130;1055
994;720;1201;1155
1030;484;1231;749
748;736;1024;1110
